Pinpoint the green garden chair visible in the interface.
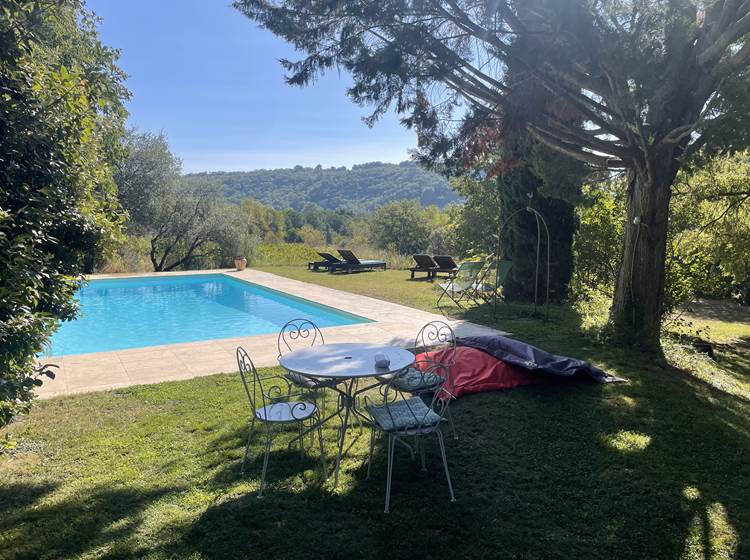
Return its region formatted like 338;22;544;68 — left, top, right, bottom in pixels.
475;258;513;304
436;260;485;308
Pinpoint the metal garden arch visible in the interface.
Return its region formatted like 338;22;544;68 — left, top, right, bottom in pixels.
492;204;552;322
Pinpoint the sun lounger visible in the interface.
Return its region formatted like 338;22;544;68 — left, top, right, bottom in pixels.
409;254;438;279
330;249;387;273
433;255;459;277
308;252;343;271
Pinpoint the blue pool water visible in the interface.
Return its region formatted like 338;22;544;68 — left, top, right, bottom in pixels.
47;274;371;356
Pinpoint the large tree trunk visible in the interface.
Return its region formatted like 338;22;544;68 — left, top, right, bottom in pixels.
611;162;676;355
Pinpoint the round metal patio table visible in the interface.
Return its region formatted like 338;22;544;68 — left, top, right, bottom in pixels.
279;343;415;486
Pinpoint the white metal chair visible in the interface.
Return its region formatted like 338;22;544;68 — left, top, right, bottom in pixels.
365;360;457;513
278;318;340;391
236;346;327;498
391;321;459;439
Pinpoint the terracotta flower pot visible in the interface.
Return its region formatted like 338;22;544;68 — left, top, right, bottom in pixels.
234;256;247;271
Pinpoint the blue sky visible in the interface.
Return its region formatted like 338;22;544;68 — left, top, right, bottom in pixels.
86;0;416;173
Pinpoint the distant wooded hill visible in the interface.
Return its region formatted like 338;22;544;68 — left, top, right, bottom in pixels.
183;161;457;212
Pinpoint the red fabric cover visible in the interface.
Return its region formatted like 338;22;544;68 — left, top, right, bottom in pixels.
415;346;539;399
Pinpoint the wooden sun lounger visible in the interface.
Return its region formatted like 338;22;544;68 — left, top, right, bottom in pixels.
330;249;387;273
432;255;459;277
410;254;438;279
308;252;343;271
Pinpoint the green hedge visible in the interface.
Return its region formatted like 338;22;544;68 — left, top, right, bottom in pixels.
252;243;320;266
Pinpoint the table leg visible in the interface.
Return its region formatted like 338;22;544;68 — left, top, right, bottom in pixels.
333;379;354;487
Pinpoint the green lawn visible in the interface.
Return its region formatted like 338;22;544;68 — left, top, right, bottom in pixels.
2;267;749;559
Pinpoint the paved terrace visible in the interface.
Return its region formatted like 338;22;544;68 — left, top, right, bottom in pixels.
37;268;504;398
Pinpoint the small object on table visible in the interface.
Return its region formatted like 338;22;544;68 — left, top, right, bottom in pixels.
374;353;390;369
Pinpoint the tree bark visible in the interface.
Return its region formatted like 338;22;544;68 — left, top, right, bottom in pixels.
611;161;677;355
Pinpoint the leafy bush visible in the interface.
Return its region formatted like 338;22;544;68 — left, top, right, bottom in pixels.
570;182;625;300
97;236;152;273
1;1;127;430
670;153;750;304
571;285;613;338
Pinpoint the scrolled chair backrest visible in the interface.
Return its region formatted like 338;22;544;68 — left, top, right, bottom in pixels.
238;346;297;415
415;320;456;368
382;360;454;433
277;318;324;358
237;346;262;414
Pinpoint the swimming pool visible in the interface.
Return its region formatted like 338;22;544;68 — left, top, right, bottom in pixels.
47;274;371;356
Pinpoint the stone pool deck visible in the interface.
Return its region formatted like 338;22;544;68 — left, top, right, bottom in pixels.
37;268;504;398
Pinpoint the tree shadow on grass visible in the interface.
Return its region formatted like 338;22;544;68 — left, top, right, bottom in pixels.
0;481;57;514
164;360;750;559
714;336;750;384
0;483;180;560
180;306;749;559
180;432;468;560
7;315;749;559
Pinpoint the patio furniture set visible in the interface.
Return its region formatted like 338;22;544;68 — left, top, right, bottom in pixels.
236;319;458;513
308;250;513;309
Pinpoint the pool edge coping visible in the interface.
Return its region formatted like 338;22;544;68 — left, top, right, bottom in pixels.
36;268;505;398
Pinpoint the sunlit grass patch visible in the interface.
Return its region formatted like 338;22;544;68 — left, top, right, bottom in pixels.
664;340;750;403
603;394;639;412
600;430;652;453
682;486;701;501
681;499;738;560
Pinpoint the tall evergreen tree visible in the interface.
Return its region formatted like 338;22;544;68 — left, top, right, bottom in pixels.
235;0;750;354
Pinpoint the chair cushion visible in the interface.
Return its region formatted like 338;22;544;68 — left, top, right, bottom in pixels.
284;371;339;389
255;401;316;422
368;397;441;432
392;366;443;394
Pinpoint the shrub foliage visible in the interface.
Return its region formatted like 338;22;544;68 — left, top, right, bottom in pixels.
0;0;127;428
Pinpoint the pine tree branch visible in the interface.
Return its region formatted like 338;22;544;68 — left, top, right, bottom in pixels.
698;10;750;65
528;125;626;168
539;118;634;160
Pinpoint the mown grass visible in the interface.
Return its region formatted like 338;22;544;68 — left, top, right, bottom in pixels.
2;267;749;559
259;265;457;312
